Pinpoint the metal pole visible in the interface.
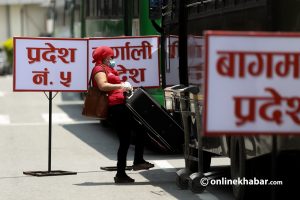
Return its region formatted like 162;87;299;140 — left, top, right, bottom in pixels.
6;5;11;38
194;94;203;174
271;135;277;200
20;6;25;36
48;91;52;172
70;0;75;38
124;0;133;36
23;91;77;177
178;0;188;86
179;94;190;167
51;0;56;37
80;0;86;38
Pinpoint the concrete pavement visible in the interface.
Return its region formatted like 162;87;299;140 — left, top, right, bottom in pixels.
0;75;234;200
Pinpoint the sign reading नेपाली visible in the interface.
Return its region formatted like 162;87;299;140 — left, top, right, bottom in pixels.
204;31;300;135
13;37;88;92
88;36;160;88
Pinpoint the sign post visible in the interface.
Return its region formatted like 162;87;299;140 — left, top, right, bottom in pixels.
14;37;88;176
48;92;53;173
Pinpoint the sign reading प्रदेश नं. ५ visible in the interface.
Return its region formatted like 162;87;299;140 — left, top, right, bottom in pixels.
13;38;88;92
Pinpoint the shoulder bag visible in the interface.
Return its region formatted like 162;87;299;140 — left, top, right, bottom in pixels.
82;66;108;119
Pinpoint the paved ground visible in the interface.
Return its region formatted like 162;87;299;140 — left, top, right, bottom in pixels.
0;75;235;200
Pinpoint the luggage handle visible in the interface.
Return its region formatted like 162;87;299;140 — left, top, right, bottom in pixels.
171;86;200;94
124;89;134;99
164;84;185;92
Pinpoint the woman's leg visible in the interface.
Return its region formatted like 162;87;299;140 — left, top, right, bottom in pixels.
116;129;131;176
130;115;154;170
133;122;146;164
109;104;131;176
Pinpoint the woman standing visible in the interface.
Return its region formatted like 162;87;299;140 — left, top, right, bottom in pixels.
91;46;154;183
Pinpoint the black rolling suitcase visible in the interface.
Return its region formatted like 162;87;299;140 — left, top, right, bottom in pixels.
126;88;184;153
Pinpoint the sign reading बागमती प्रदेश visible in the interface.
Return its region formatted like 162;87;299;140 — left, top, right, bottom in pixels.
13;37;88;92
204;31;300;135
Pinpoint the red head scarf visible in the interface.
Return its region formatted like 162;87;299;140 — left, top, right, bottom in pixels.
92;46;114;65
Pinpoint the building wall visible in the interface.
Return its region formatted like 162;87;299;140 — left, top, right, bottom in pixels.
0;4;47;43
18;4;47;36
9;5;22;37
0;6;8;42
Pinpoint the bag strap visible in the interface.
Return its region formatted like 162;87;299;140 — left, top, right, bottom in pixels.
89;64;108;88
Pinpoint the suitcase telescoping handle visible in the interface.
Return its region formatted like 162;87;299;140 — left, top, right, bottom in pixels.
167;85;199;95
164;84;185;92
124;89;134;99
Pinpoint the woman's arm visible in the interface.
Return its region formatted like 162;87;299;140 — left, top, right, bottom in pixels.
94;72;123;92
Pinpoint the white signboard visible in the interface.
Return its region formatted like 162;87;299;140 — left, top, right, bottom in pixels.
88;36;160;88
165;35;204;86
14;37;88;91
204;31;300;135
187;35;204;86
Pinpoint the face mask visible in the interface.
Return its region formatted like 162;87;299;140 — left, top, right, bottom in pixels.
108;60;116;68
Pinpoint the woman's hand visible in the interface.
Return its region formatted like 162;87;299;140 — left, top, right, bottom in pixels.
121;82;133;92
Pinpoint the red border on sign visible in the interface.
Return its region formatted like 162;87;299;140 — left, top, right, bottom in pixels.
203;30;300;136
88;36;161;88
13;37;89;92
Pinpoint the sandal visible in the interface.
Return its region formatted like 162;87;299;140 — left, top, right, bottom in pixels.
114;174;135;183
132;161;154;171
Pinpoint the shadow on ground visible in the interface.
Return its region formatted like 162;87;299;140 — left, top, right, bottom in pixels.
62;123;118;161
73;167;235;200
57;103;91;121
60;92;83;101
